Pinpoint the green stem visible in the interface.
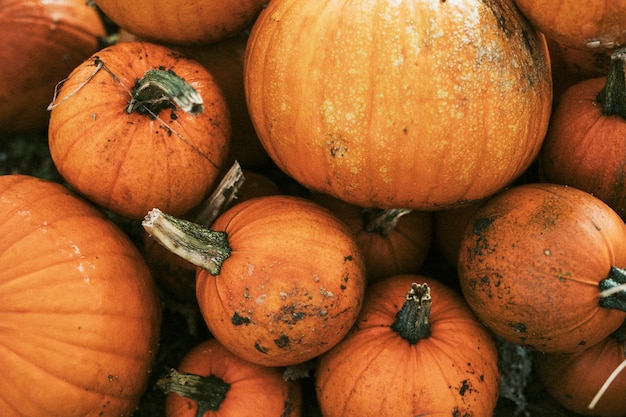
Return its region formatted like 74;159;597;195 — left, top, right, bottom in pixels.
362;208;412;236
156;368;230;417
598;266;626;311
596;46;626;118
127;68;204;116
391;282;432;344
142;208;231;275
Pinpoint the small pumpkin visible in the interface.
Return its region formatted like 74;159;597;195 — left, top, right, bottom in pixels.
158;338;303;417
143;195;366;367
541;46;626;219
315;274;500;417
244;0;552;210
311;192;433;283
0;174;161;417
48;41;231;220
95;0;268;45
513;0;626;50
0;0;106;134
535;321;626;416
458;183;626;352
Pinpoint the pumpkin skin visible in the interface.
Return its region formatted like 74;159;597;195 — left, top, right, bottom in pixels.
195;195;367;367
535;326;626;417
95;0;268;45
457;183;626;353
48;41;231;220
0;0;105;134
244;0;552;210
315;274;500;417
162;338;303;417
0;175;161;417
513;0;626;50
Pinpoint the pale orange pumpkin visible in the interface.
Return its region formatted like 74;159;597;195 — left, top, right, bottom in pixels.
244;0;552;210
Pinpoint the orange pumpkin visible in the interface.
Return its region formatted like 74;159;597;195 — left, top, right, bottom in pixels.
143;195;367;367
541;47;626;220
48;41;231;220
159;338;303;417
535;321;626;416
244;0;552;210
315;274;500;417
513;0;626;50
311;192;433;283
0;174;161;417
95;0;268;45
458;183;626;352
0;0;106;134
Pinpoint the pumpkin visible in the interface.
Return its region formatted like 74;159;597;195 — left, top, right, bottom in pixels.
244;0;552;210
311;192;433;283
94;0;268;45
143;195;367;367
158;338;303;417
48;41;231;220
315;274;500;417
513;0;626;50
535;321;626;416
0;0;106;134
0;174;161;417
540;46;626;220
433;201;483;267
457;183;626;353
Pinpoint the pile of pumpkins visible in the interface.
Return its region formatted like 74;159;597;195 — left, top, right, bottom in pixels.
2;0;626;416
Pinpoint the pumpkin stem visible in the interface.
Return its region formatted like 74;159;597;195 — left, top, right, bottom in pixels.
596;46;626;118
192;161;245;226
599;266;626;311
362;208;412;236
391;282;432;344
127;68;204;116
142;208;231;275
156;368;231;417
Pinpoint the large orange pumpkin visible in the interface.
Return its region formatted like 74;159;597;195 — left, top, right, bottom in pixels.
513;0;626;50
143;195;367;367
159;338;303;417
458;183;626;353
48;41;231;220
315;274;500;417
244;0;552;210
0;0;105;134
0;175;161;417
95;0;268;45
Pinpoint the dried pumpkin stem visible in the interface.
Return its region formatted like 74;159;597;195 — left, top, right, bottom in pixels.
596;46;626;118
142;208;231;275
193;161;245;226
598;266;626;311
362;207;412;236
156;368;230;417
127;68;204;116
391;282;432;344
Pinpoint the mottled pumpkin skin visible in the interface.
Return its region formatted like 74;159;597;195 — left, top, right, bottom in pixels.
535;334;626;416
95;0;267;45
316;274;500;417
514;0;626;49
245;0;552;210
196;195;367;367
48;41;230;220
165;339;303;417
0;0;105;134
0;175;161;417
458;183;626;352
540;76;626;220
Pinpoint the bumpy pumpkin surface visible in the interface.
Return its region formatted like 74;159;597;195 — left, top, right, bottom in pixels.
316;274;500;417
0;0;105;134
458;183;626;352
48;41;230;220
0;175;161;417
245;0;552;210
